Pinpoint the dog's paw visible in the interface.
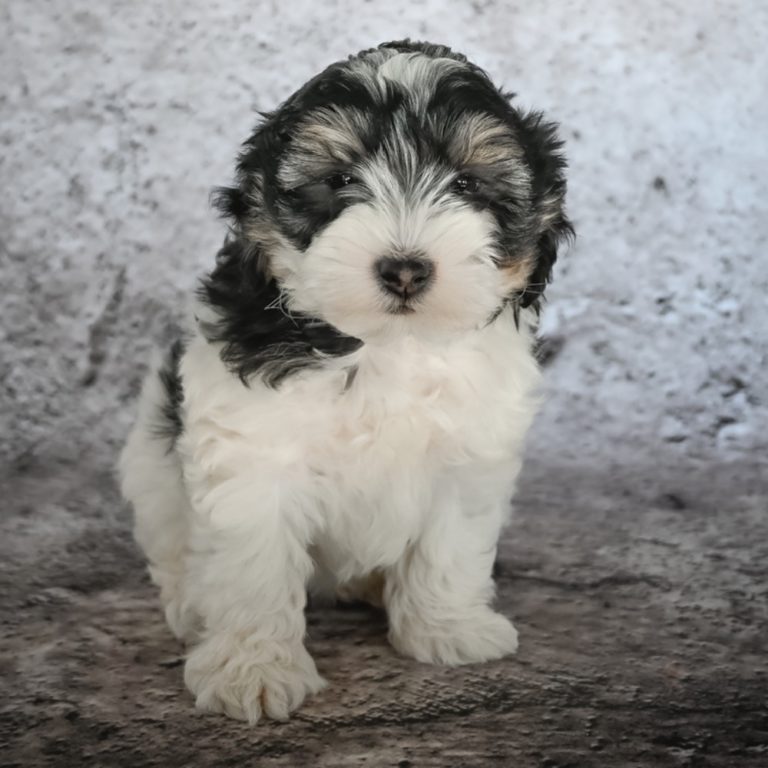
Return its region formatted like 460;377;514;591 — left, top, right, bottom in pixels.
184;634;326;723
390;608;518;666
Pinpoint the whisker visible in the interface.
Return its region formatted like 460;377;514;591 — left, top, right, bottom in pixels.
264;290;299;322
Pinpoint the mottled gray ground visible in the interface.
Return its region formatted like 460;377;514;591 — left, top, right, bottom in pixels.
1;1;767;766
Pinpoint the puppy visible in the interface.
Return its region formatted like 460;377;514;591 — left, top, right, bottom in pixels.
120;40;571;723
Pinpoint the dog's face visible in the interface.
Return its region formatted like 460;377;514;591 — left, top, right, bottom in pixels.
205;41;571;380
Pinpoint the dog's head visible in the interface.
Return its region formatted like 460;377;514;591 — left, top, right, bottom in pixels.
202;41;572;383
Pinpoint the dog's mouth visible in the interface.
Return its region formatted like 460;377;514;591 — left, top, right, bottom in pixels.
385;299;418;315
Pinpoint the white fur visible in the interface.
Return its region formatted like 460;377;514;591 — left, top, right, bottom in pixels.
120;304;541;723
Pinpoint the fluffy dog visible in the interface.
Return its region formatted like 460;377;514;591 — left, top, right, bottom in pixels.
120;40;572;723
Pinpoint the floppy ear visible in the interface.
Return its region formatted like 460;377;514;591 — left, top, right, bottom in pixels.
213;64;349;232
513;110;573;310
211;114;285;232
199;112;363;388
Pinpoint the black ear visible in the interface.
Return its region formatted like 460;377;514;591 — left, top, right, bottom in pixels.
198;237;363;387
514;110;574;310
521;223;571;310
211;113;286;229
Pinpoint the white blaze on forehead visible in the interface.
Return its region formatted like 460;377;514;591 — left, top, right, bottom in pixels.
350;51;466;110
377;53;464;96
358;134;421;196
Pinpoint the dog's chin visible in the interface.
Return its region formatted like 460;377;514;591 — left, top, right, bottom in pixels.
317;302;487;347
386;301;417;316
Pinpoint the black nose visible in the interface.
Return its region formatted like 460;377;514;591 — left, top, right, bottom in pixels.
375;256;434;299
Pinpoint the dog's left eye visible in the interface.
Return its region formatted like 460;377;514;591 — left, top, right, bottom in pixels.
451;174;479;195
325;172;357;190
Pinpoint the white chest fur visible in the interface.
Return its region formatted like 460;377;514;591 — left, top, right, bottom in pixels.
178;309;541;576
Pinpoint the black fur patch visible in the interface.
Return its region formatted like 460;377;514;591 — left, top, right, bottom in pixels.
514;112;574;310
198;238;363;386
153;337;185;444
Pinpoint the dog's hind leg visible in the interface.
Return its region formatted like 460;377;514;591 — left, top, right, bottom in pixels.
119;346;200;642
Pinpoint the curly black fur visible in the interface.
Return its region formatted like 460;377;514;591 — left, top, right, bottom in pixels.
153;337;186;443
198;239;363;387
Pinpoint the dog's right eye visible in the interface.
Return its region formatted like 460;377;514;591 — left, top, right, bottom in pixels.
451;174;479;195
325;172;356;190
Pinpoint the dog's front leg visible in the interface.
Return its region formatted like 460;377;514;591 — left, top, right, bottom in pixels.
181;476;325;723
385;478;519;666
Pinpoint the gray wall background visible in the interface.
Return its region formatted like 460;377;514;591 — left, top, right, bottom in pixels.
2;0;766;476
